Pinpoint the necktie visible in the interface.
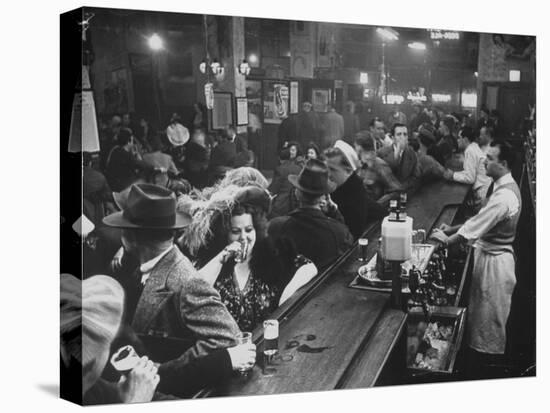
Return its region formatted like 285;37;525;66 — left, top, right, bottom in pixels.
486;182;495;199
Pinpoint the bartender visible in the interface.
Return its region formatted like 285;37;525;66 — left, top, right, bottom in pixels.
430;141;521;368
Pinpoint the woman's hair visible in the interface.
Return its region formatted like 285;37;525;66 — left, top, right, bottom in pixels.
305;141;321;157
227;202;268;240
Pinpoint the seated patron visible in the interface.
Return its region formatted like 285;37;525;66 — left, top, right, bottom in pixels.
354;131;402;200
377;123;420;195
268;159;354;271
414;125;447;182
369;117;393;150
444;126;491;210
324;142;386;238
269;148;302;218
196;186;318;331
105;129;154;192
102;184;240;372
431;115;458;166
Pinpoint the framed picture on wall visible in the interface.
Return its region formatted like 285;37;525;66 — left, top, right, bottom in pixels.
236;97;248;126
212;91;233;129
312;88;331;112
263;80;289;124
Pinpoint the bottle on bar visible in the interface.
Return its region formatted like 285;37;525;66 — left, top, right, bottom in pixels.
399;192;407;219
389;199;398;221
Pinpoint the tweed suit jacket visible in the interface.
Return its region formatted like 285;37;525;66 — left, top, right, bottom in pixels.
130;247;239;371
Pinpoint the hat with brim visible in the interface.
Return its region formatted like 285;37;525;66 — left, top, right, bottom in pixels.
288;158;336;195
103;183;191;229
166;123;189;146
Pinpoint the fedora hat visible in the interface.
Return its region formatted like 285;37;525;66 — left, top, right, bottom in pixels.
288;158;336;195
103;183;191;229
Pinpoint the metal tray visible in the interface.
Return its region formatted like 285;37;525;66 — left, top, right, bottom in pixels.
349;244;435;292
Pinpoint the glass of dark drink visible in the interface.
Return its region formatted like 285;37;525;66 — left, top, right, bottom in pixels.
358;238;369;261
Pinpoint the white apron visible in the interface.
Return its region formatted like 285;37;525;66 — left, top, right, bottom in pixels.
467;241;516;354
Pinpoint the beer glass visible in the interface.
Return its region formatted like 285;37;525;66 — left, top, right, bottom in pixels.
263;320;279;358
235;331;254;376
234;239;249;263
358;238;369;262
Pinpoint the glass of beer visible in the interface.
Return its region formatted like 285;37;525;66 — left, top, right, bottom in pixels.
235;331;254;377
263;320;279;360
358;238;369;261
234;239;249;263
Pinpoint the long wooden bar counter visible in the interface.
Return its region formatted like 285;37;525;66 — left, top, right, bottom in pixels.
201;180;470;398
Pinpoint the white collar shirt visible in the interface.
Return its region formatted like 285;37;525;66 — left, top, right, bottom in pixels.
139;245;174;285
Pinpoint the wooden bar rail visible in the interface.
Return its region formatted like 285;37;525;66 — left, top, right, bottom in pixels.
198;180;470;398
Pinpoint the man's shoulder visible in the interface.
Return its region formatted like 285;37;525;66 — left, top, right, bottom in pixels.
377;145;392;157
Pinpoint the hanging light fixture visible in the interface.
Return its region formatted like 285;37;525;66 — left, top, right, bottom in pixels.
238;59;251;76
210;59;224;75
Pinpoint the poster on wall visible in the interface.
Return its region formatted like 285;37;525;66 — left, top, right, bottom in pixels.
312;88;331;112
212;92;233;130
263;80;289;124
236;97;248;126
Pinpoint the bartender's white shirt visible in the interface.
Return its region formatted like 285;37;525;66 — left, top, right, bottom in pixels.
457;173;520;245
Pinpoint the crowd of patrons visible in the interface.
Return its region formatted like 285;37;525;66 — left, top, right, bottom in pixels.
64;101;500;404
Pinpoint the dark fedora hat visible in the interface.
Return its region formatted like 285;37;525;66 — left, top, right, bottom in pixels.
288;159;336;195
103;183;191;229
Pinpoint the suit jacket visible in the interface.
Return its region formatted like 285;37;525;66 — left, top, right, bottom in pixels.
268;208;354;271
268;160;302;218
331;172;386;239
377;145;420;195
130;247;239;372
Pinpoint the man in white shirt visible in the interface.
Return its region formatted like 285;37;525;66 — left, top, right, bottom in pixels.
443;126;491;211
430;141;521;373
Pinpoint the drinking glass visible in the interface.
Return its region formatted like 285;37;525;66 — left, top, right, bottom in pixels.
235;331;254;376
358;238;369;262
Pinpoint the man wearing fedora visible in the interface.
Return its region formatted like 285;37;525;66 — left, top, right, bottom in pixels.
103;184;240;377
268;159;354;271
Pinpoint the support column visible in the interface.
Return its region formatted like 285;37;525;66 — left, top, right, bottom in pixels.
215;16;246;133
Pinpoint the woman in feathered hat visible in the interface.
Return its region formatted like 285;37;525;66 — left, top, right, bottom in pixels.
178;185;318;331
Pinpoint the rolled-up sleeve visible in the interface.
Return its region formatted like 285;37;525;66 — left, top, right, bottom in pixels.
457;191;508;241
453;146;476;184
